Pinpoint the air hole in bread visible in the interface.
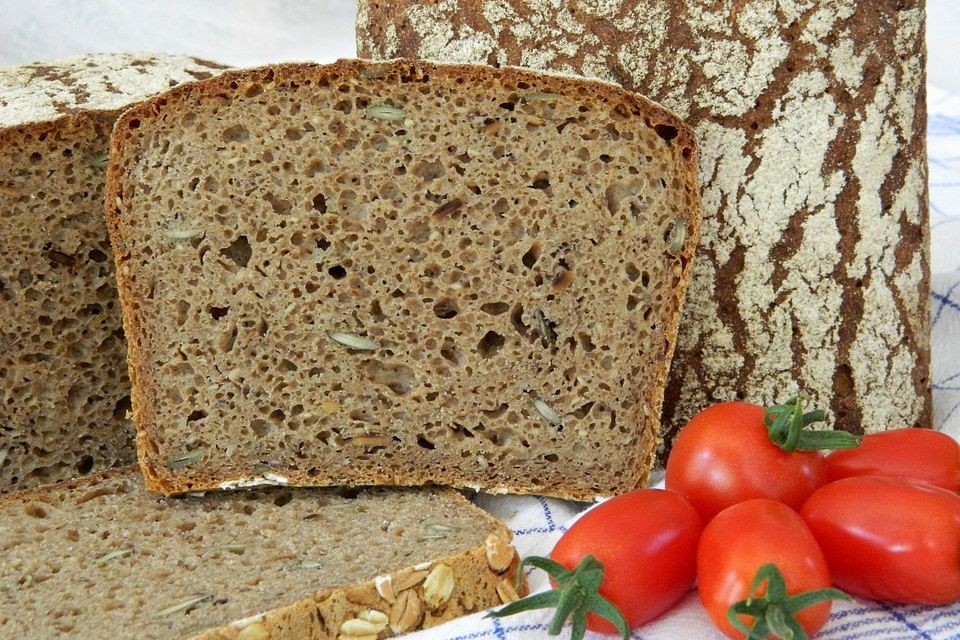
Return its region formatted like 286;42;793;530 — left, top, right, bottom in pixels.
521;243;540;269
221;124;249;143
219;324;238;353
312;193;328;213
433;298;458;319
530;174;550;191
480;302;509;315
654;124;678;142
112;396;131;421
221;236;252;268
75;455;94;474
251;419;270;437
482;403;508;418
477;331;505;357
578;333;596;352
265;193;292;215
365;361;417;395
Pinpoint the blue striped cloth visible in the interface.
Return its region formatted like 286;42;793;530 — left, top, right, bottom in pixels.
407;86;960;640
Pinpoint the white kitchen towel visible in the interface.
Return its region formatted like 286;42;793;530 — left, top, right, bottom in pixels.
398;86;960;640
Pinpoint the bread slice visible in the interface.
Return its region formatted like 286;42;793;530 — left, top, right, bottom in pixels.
0;53;227;491
356;1;932;449
0;467;521;639
106;59;701;499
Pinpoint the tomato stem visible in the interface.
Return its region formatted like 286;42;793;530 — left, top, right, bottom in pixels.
727;564;851;640
486;555;630;640
763;395;860;452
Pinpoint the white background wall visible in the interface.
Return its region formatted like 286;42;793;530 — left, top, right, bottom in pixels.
1;0;957;92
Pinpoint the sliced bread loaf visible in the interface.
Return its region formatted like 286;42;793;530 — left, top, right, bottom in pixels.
0;53;226;491
106;59;701;499
0;467;521;639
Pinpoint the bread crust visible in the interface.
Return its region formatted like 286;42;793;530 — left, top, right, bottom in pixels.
105;58;701;499
0;467;524;640
356;1;932;451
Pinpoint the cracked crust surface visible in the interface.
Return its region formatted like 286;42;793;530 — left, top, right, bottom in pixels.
0;53;227;491
0;467;523;640
357;0;932;449
105;59;700;499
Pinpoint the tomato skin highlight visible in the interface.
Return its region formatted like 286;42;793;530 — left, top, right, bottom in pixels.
801;476;960;605
549;489;702;632
665;402;827;522
697;499;833;640
823;428;960;492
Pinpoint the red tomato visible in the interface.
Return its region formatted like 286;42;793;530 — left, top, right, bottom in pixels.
550;489;702;632
698;499;834;640
801;476;960;604
666;402;827;521
824;428;960;492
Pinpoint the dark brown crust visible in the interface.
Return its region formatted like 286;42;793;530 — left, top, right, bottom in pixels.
103;58;702;498
356;2;932;449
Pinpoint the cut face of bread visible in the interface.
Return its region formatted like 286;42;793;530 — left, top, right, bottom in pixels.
106;59;701;499
0;468;519;640
0;53;226;491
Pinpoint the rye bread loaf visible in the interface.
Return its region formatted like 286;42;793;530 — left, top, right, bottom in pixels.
356;1;932;448
0;467;522;640
0;53;227;491
105;59;701;499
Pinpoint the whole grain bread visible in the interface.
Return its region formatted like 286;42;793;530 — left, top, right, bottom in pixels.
0;53;227;491
356;1;932;449
0;467;522;639
105;59;701;499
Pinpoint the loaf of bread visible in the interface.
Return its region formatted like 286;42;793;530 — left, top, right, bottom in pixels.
0;53;227;491
0;467;522;639
105;59;701;499
356;1;931;447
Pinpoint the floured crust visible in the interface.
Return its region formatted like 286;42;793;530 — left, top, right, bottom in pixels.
0;52;227;129
356;0;931;450
0;467;525;640
104;58;701;499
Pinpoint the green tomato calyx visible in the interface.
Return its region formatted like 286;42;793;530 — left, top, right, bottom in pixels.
486;554;630;640
727;563;851;640
764;394;860;452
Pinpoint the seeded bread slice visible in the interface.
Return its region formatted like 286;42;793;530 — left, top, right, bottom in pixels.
0;53;227;491
106;59;701;500
0;467;522;640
